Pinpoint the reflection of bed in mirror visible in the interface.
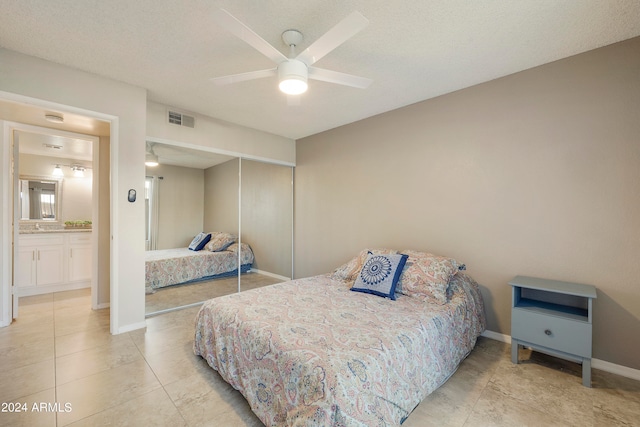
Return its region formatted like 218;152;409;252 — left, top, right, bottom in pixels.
145;241;254;294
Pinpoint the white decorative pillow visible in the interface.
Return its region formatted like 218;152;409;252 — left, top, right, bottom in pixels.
351;252;408;300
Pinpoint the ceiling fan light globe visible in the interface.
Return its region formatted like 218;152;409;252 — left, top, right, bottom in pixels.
145;153;159;167
279;78;308;95
278;60;308;95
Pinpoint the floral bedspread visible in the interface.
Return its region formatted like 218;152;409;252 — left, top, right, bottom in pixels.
193;272;486;426
145;243;254;291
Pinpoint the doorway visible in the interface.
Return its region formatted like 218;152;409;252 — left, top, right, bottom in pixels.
0;95;112;330
11;124;99;314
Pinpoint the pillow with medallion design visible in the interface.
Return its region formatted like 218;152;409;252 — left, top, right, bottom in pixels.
188;232;211;251
330;248;399;283
351;252;408;300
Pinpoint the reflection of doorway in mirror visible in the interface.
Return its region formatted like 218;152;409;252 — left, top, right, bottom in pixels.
145;176;159;251
19;179;30;219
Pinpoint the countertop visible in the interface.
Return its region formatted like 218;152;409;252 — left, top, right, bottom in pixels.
19;228;93;234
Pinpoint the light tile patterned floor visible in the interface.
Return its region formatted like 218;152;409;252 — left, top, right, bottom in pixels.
1;287;639;426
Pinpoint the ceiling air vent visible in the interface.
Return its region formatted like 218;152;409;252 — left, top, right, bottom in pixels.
167;110;195;128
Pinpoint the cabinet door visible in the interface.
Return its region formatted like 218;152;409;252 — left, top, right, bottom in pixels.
17;247;37;288
36;246;64;286
68;245;92;282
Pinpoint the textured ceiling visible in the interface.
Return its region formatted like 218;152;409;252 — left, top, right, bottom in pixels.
1;1;639;140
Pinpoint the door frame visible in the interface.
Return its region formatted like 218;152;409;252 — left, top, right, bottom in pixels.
0;92;116;329
9;122;100;314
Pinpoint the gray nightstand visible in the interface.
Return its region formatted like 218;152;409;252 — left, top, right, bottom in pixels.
509;275;597;387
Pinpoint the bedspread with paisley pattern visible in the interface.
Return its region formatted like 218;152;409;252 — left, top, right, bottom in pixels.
193;272;485;426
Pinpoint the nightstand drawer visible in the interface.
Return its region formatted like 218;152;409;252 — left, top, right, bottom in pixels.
512;308;592;357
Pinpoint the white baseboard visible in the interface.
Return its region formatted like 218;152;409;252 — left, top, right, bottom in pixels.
17;281;90;297
481;329;640;381
94;302;110;310
249;268;291;282
481;330;511;343
113;321;147;334
592;358;640;381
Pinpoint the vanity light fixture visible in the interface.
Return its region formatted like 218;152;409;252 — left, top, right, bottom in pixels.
52;163;90;177
44;114;64;123
72;165;85;177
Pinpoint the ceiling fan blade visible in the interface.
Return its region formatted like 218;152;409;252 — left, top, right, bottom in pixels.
210;68;277;85
213;9;287;64
308;67;372;89
296;11;369;66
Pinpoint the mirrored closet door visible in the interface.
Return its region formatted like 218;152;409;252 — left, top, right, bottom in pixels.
144;147;239;315
239;158;293;293
145;145;293;316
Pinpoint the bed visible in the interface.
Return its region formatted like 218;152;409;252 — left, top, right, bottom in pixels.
145;242;254;293
193;249;486;426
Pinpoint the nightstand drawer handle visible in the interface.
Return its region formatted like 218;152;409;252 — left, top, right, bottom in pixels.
544;329;552;336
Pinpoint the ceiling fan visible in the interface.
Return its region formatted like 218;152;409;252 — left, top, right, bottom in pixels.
211;9;373;96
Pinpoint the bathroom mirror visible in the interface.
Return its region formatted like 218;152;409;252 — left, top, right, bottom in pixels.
18;175;62;221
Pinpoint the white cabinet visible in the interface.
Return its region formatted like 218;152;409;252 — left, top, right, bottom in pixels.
17;232;92;296
17;246;37;288
68;233;92;282
17;234;65;289
36;245;65;286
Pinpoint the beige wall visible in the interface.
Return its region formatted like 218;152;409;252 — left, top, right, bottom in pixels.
241;160;293;278
203;159;239;235
1;47;147;333
295;37;640;369
147;101;295;165
146;164;204;249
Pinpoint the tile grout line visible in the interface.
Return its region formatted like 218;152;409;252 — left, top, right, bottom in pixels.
460;382;489;426
49;290;158;426
132;329;191;426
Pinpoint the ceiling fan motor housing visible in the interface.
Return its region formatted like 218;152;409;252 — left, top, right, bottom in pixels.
278;59;308;94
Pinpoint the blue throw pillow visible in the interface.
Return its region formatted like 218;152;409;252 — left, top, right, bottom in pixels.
188;232;211;251
351;252;408;300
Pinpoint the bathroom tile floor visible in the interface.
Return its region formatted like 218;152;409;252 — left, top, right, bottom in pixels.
1;288;638;426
